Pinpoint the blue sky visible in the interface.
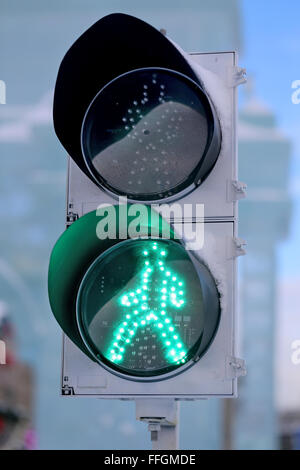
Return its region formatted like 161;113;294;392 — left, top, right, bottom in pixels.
243;0;300;279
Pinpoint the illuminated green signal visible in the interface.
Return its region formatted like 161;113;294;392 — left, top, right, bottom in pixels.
107;242;187;365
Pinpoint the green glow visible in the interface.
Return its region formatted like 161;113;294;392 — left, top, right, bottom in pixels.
106;245;188;366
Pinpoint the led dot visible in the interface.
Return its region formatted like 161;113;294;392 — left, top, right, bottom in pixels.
117;355;122;360
162;333;166;337
163;280;167;285
126;339;130;343
161;251;166;256
134;310;138;315
147;268;151;273
161;310;166;315
111;349;115;354
178;282;183;286
161;303;166;307
126;315;131;319
166;341;171;346
166;272;171;276
117;335;121;340
141;320;146;325
120;348;124;352
165;319;170;324
160;267;165;271
173;335;178;340
172;276;177;281
145;261;149;266
169;327;174;332
161;288;167;293
179;291;183;295
123;322;127;326
133;323;138;327
133;299;138;304
159;261;163;266
162;295;166;300
143;251;148;256
158;323;163;328
130;330;134;336
177;343;182;348
120;328;124;333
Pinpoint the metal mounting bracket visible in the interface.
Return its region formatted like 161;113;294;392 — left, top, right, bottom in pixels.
135;398;180;450
228;66;247;88
227;179;247;202
226;356;247;379
227;236;247;259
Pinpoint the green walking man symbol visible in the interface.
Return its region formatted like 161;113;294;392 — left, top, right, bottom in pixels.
107;241;188;366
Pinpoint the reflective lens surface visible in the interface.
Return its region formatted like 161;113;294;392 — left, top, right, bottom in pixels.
76;239;220;379
81;68;214;201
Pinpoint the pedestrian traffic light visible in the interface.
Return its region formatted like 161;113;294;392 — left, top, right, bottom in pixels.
48;12;246;448
49;206;220;381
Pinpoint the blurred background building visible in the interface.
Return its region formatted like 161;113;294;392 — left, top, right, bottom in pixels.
0;0;299;449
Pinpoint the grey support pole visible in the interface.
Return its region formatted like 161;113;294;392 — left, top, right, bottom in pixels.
135;398;180;450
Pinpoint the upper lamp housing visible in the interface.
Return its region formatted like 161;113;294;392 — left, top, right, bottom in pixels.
53;13;221;203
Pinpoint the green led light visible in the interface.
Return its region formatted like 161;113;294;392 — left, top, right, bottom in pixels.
106;241;189;367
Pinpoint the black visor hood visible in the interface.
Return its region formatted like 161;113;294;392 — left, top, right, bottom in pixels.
53;13;202;177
